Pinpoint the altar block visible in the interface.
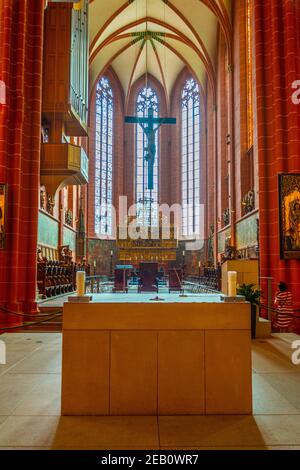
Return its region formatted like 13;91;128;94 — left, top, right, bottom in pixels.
61;294;252;416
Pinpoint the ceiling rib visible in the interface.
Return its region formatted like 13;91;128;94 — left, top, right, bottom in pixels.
89;0;231;102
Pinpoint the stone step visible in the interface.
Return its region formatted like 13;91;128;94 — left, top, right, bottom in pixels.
255;316;272;338
262;332;300;361
271;332;300;344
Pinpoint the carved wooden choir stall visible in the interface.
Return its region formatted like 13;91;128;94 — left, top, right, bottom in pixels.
37;246;76;299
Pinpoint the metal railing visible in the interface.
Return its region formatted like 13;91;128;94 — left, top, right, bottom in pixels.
186;271;221;292
85;276;221;296
85;276;113;294
260;277;273;321
183;281;220;295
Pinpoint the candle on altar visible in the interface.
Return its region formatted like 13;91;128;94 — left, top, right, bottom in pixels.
93;259;96;268
228;271;237;297
76;271;86;297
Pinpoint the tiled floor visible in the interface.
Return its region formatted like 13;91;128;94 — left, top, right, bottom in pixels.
0;332;300;450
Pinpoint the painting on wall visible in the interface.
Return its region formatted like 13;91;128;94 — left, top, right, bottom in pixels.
236;213;259;250
63;226;76;253
279;174;300;260
217;227;231;254
88;239;117;276
0;184;7;249
38;211;59;248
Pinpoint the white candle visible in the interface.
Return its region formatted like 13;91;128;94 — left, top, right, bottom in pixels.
76;271;86;297
93;259;96;268
228;271;237;297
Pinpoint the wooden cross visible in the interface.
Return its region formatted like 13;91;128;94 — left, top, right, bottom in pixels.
125;107;176;190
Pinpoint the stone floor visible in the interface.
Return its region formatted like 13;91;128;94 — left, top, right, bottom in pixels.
0;332;299;450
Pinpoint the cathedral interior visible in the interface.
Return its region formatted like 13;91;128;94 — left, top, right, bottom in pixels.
0;0;300;454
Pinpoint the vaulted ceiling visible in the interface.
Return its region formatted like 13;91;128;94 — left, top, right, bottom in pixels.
89;0;232;102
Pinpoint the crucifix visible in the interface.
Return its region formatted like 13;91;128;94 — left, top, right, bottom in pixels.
125;107;176;190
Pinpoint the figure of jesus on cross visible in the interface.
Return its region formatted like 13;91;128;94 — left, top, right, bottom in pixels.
125;107;176;190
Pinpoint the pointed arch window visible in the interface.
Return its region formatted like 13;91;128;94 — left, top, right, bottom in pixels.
181;78;200;237
95;77;114;236
135;86;159;227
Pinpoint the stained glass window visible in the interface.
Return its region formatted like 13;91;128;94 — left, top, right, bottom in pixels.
181;78;200;237
95;77;113;236
246;0;254;148
135;86;159;227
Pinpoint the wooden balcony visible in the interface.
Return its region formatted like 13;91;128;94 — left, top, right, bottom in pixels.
41;143;88;195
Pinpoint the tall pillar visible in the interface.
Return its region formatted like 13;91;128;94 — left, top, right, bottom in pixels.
254;0;300;312
0;0;44;325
